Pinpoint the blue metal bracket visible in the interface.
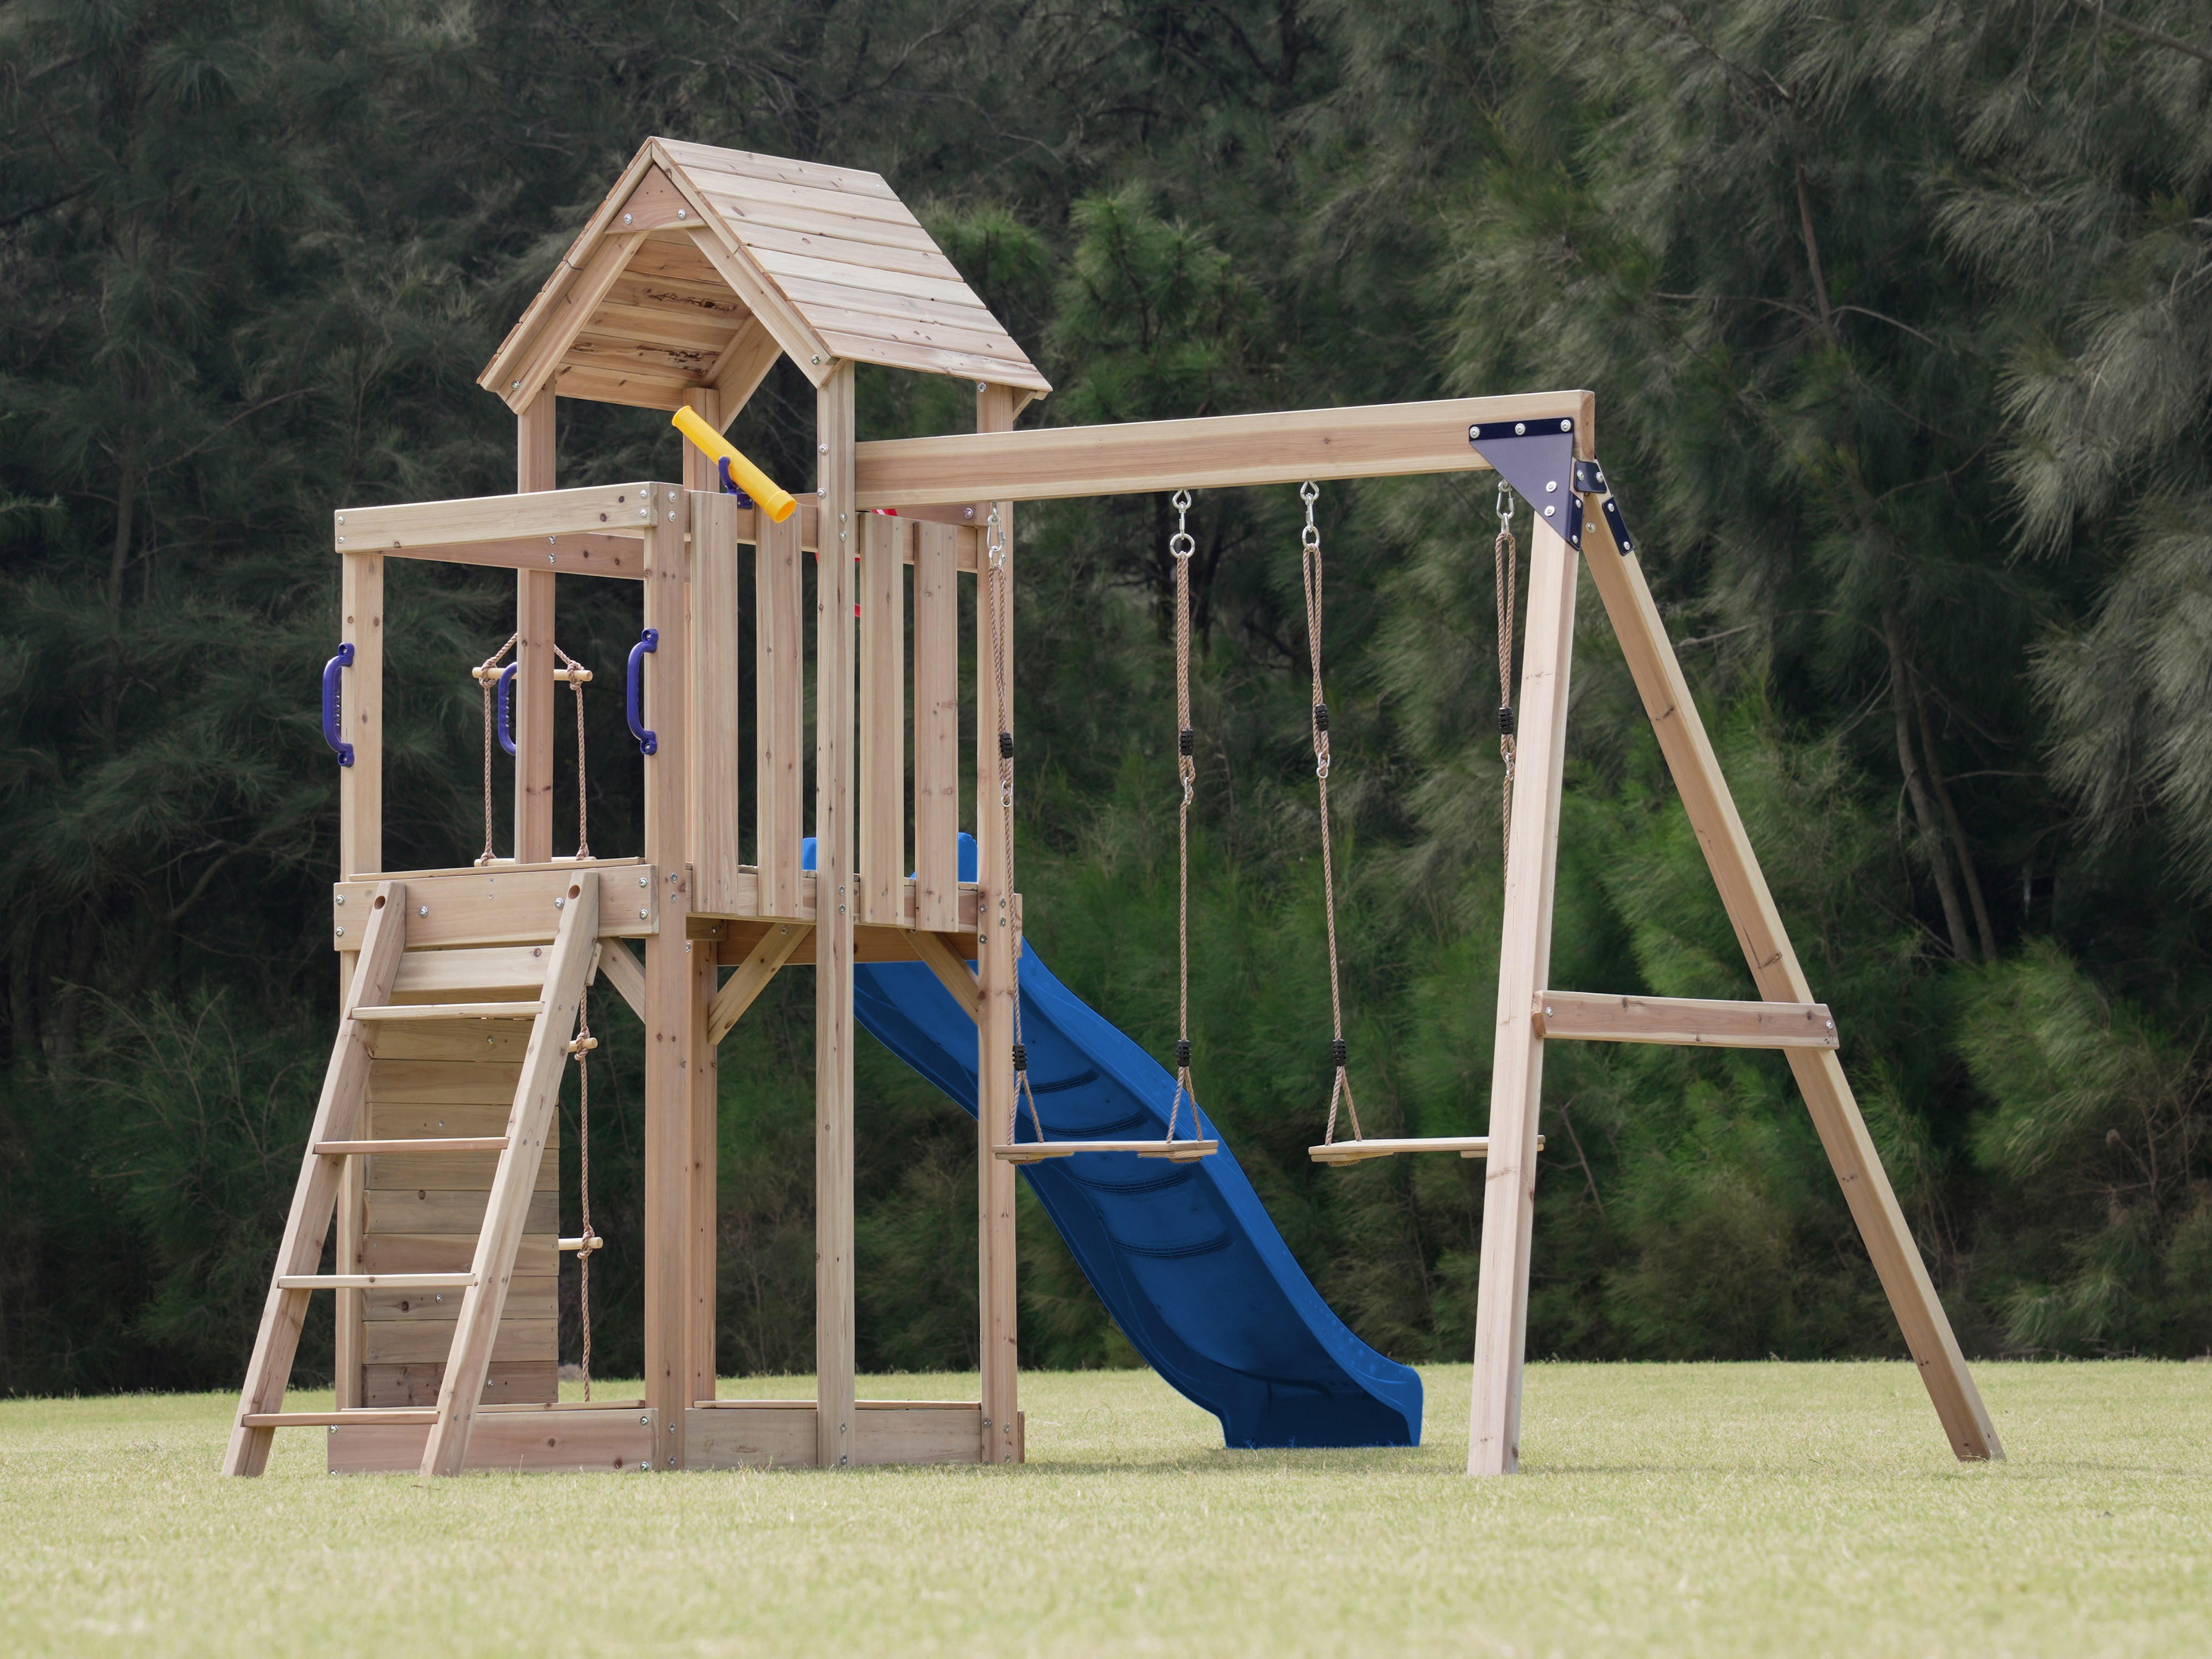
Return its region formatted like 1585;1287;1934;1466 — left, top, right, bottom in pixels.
1571;458;1636;554
1468;418;1583;548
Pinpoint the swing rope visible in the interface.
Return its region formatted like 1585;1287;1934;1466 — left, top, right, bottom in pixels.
1167;489;1198;1144
986;505;1044;1146
1495;482;1520;863
1303;483;1365;1149
556;642;593;860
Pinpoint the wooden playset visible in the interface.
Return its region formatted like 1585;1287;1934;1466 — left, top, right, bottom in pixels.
223;139;2000;1479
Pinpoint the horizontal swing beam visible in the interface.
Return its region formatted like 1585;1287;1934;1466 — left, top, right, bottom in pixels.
1534;990;1837;1049
851;392;1594;508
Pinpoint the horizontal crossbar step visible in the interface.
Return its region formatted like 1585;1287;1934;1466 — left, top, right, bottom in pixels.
241;1409;438;1428
314;1138;510;1156
1535;990;1836;1048
350;1001;543;1022
993;1140;1219;1165
275;1273;478;1291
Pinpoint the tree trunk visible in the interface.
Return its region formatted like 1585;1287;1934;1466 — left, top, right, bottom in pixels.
1912;673;1999;962
1884;610;1974;962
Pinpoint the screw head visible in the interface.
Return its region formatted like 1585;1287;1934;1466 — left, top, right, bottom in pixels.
622;212;633;225
811;354;822;365
640;875;649;886
639;909;649;920
335;926;346;937
1560;419;1572;431
418;905;429;917
554;896;565;909
336;895;346;905
977;380;988;392
1514;421;1526;435
675;206;687;219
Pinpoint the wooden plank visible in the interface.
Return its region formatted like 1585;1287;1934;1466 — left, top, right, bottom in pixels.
335;482;670;551
505;231;651;409
713;921;944;967
602;268;750;317
245;1409;436;1427
1536;991;1838;1048
367;1149;557;1191
322;1135;509;1155
691;487;746;914
589;299;742;353
728;221;966;285
223;882;407;1477
1468;518;1579;1478
362;1234;556;1276
352;1001;543;1022
852;1405;983;1466
852;393;1594;509
374;534;649;582
364;1277;552;1322
693;192;945;260
1310;1136;1500;1165
514;390;560;864
613;163;697;232
330;1407;653;1475
1576;511;2001;1463
334;551;382;1410
706;924;810;1045
685;227;833;388
334;865;656;955
997;1140;1218;1164
655;139;904;202
814;330;1045;391
365;1104;548;1145
859;514;905;927
689;907;721;1420
367;1061;524;1108
568;328;717;382
362;1360;556;1410
914;520;961;931
420;870;600;1475
362;1187;559;1238
280;1272;476;1291
975;383;1021;1465
684;1405;817;1469
551;364;693;411
389;946;552;1002
758;505;806;918
688;167;921;228
817;362;859;1470
369;1317;557;1368
747;254;1004;317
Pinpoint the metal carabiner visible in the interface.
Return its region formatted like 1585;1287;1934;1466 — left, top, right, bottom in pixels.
1496;479;1515;528
1170;488;1195;561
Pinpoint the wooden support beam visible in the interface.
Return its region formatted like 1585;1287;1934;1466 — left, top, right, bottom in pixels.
1535;991;1837;1048
816;362;859;1469
597;939;646;1022
1575;509;2001;1464
515;388;559;864
1468;517;1578;1478
707;924;810;1044
859;513;906;927
975;381;1021;1465
332;863;660;952
910;931;979;1015
334;481;669;551
638;501;697;1475
852;392;1593;509
913;520;961;932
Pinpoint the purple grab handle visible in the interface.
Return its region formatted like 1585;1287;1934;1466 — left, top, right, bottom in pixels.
627;628;658;755
322;643;355;767
496;662;518;757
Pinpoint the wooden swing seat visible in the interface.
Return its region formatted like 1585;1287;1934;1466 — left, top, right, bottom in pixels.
1308;1134;1545;1166
993;1140;1219;1165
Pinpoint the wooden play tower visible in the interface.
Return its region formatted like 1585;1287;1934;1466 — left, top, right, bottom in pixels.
224;139;2000;1478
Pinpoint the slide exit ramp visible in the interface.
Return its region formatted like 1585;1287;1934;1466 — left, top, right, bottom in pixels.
830;838;1422;1448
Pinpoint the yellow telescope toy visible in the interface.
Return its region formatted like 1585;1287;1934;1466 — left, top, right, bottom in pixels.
670;406;799;522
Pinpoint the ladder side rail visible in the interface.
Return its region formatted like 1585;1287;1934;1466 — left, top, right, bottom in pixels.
223;880;409;1477
419;870;601;1477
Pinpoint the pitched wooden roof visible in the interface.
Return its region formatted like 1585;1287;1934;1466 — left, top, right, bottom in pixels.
479;138;1050;420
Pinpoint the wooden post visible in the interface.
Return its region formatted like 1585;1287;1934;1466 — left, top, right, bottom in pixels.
1468;517;1578;1476
333;550;383;1410
681;388;719;493
975;381;1020;1463
913;521;961;933
758;509;805;916
816;362;859;1469
859;513;905;926
1575;511;2002;1463
691;489;744;913
639;495;696;1471
514;388;557;862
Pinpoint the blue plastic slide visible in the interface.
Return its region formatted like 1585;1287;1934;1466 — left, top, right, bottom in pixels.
813;837;1422;1448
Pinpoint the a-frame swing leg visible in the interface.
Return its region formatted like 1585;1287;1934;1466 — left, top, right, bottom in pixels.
1468;518;1579;1477
1576;515;2001;1464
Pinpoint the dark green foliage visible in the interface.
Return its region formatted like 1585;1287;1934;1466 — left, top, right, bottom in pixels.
5;0;2212;1394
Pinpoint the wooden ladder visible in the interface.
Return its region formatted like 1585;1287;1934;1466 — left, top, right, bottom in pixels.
222;870;600;1478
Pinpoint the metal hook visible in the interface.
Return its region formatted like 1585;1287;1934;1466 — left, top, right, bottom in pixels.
1170;487;1195;560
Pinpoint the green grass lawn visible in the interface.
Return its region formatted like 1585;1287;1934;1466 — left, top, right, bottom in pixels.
1;1361;2205;1656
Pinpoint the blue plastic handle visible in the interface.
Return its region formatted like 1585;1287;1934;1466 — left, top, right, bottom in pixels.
322;643;355;766
496;662;518;757
627;628;658;755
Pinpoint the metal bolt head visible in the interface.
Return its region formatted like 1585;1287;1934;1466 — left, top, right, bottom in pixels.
418;905;429;917
1559;419;1572;431
1514;421;1526;435
336;514;345;525
554;897;565;909
622;212;633;225
1545;479;1558;493
336;895;346;906
335;926;346;937
811;354;822;365
639;875;649;887
639;909;649;920
675;207;687;219
977;380;988;392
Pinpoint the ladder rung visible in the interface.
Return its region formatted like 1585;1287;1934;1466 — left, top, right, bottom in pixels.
314;1137;510;1156
349;1001;542;1021
241;1409;439;1428
558;1237;606;1253
274;1273;478;1290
